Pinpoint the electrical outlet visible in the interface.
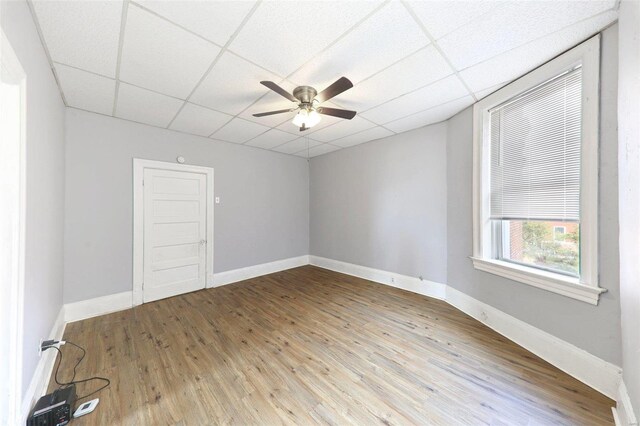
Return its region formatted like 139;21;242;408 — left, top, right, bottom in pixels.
419;275;424;281
391;277;395;284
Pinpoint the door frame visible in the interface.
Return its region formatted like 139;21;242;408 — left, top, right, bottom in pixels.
133;158;214;306
1;28;27;424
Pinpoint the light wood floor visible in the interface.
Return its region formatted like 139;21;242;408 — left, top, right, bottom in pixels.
49;266;614;425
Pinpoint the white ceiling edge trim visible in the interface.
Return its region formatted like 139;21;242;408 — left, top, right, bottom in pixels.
25;0;68;106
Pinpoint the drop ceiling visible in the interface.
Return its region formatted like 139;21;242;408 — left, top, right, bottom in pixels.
30;0;618;157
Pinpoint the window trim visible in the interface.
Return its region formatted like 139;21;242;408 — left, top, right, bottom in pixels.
471;34;605;305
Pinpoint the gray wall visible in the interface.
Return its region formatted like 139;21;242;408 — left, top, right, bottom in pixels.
446;25;621;365
1;1;66;397
617;1;640;419
64;109;309;303
310;124;448;284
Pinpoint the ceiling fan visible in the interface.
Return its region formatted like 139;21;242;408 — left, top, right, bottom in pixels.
253;77;357;131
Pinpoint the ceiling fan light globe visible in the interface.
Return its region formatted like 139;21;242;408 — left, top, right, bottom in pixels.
292;109;321;128
307;110;321;127
292;110;307;127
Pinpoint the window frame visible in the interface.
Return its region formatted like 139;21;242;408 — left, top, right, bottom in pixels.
471;34;605;305
553;226;567;240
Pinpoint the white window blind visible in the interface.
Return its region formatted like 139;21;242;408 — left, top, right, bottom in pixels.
490;67;582;222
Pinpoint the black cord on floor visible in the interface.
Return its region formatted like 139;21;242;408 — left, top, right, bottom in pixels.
51;341;111;401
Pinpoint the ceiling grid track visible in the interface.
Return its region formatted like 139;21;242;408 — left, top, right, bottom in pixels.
452;6;620;77
245;0;395;150
112;0;131;116
401;0;478;102
27;0;620;157
223;0;393;147
165;0;264;130
199;0;389;148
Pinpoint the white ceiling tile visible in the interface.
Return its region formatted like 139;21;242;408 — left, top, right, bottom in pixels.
361;75;469;124
31;0;122;77
55;64;115;115
169;103;231;137
211;117;270;144
290;2;428;90
459;10;618;92
115;83;184;127
337;45;453;112
407;1;501;40
190;52;281;115
271;137;322;155
119;5;221;99
34;0;618;146
229;0;382;76
438;1;616;70
385;96;474;133
134;0;256;45
297;143;342;158
309;116;376;143
331;126;393;148
245;129;297;150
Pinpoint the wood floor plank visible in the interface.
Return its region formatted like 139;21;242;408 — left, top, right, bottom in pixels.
48;266;614;425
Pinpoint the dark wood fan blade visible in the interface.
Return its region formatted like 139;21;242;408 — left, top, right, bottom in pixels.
315;77;353;103
260;81;297;102
317;106;356;120
252;108;296;117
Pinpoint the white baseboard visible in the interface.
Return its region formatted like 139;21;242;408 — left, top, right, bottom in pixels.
21;306;66;421
309;255;447;300
211;255;309;287
28;255;624;418
614;380;638;425
445;285;622;399
64;256;311;324
309;255;621;401
64;291;133;323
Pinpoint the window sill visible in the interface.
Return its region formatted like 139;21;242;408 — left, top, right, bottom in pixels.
470;257;606;305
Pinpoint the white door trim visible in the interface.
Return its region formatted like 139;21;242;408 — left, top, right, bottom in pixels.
133;159;214;306
1;28;27;425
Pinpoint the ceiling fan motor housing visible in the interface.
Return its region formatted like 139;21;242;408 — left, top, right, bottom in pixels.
293;86;318;105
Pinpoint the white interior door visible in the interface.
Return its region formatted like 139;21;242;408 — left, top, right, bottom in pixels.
143;168;207;303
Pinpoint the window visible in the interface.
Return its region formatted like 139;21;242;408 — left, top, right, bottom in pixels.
552;226;567;240
472;35;605;305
